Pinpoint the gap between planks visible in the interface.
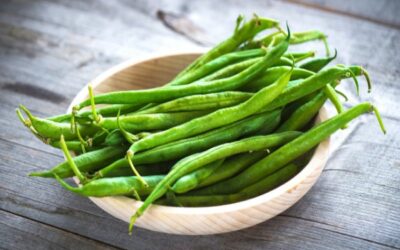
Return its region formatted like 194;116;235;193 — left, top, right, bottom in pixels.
281;0;400;30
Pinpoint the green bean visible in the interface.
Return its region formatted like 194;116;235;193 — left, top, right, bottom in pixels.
192;102;386;196
18;105;99;140
136;92;253;114
102;163;173;177
47;104;141;123
203;51;314;82
324;83;344;114
244;30;329;56
202;58;260;81
49;140;93;153
240;66;314;92
98;111;209;132
29;146;126;178
195;151;266;189
263;65;370;112
280;80;343;119
348;65;372;93
103;130;128;146
127;65;292;162
171;159;225;194
76;33;289;109
172;15;279;81
160;164;298;207
300;49;337;72
96;110;281;177
284;51;315;63
276;90;327;132
168;49;265;86
55;174;164;197
129;131;302;230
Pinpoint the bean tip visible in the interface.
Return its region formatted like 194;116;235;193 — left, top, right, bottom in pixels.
372;106;387;134
16;108;31;127
285;21;291;41
18;104;35;121
362;68;372;93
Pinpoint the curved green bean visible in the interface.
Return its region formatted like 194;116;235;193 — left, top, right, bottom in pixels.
18;105;98;140
300;49;337;72
99;111;209;132
55;174;164;197
240;66;314;92
136;92;253;114
29;146;126;178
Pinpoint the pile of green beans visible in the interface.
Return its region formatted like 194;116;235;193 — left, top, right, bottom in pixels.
17;15;386;234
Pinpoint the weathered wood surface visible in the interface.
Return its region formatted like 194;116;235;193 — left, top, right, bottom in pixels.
0;0;399;249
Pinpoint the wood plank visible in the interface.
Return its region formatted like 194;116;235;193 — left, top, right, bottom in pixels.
284;0;400;29
0;210;117;250
1;114;398;249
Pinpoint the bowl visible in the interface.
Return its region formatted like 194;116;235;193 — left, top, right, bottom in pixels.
68;53;330;235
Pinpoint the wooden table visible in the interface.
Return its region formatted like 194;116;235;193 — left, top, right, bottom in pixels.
1;0;399;249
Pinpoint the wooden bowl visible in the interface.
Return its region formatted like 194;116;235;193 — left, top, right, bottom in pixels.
68;53;330;235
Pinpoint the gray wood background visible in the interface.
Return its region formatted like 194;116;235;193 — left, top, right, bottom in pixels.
1;0;399;249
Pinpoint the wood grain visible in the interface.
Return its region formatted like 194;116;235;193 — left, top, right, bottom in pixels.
0;0;399;248
284;0;400;29
0;210;116;250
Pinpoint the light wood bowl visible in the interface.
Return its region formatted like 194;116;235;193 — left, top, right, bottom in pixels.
68;53;330;235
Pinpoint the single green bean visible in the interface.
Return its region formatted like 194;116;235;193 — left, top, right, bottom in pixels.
49;140;94;153
136;92;253;114
324;83;344;114
300;49;337;72
18;105;99;140
55;174;164;197
192;102;386;196
202;58;260;81
47;104;142;123
29;146;126;178
98;111;209;132
240;66;314;92
284;51;315;63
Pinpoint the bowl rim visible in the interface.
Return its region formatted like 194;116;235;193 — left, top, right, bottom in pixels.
68;52;330;215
